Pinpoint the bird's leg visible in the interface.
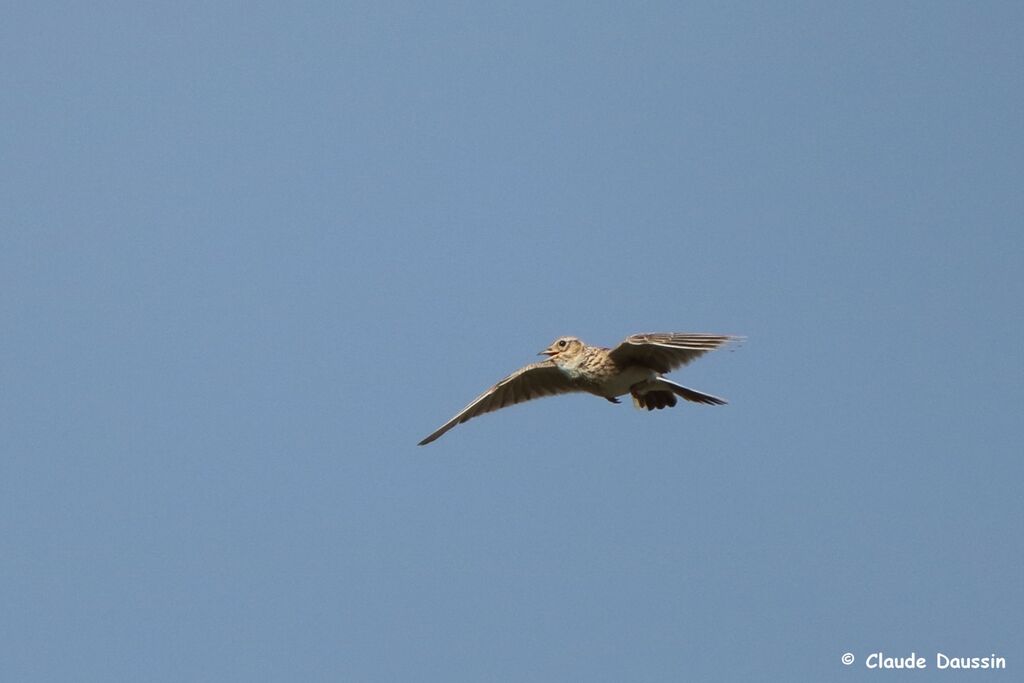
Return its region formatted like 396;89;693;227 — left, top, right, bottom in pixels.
629;383;643;409
605;396;621;404
629;381;656;409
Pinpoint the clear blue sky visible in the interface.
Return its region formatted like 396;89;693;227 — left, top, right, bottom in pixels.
3;2;1021;681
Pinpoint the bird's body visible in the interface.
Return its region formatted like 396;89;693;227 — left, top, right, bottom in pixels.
578;362;654;398
418;332;740;445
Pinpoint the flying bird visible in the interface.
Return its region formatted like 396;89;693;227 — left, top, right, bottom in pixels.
419;332;741;445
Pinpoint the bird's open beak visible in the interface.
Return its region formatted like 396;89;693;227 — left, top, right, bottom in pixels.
539;347;556;356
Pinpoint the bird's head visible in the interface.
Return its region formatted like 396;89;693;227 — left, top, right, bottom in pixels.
539;336;585;360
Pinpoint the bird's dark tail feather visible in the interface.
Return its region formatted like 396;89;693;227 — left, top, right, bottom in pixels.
657;378;728;406
632;390;677;411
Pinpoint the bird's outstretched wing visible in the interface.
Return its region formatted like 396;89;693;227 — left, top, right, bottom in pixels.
419;360;578;445
608;333;741;374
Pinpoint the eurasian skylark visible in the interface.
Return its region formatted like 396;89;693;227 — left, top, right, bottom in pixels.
419;332;741;445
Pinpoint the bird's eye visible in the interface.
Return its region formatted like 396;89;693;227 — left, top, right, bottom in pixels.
558;340;566;347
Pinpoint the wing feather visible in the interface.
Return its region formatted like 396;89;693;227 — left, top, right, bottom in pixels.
608;333;741;374
418;360;578;445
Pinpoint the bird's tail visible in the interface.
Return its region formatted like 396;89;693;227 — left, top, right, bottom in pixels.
632;390;677;410
654;378;728;406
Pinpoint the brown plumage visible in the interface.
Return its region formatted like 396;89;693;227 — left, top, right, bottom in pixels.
418;332;741;445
